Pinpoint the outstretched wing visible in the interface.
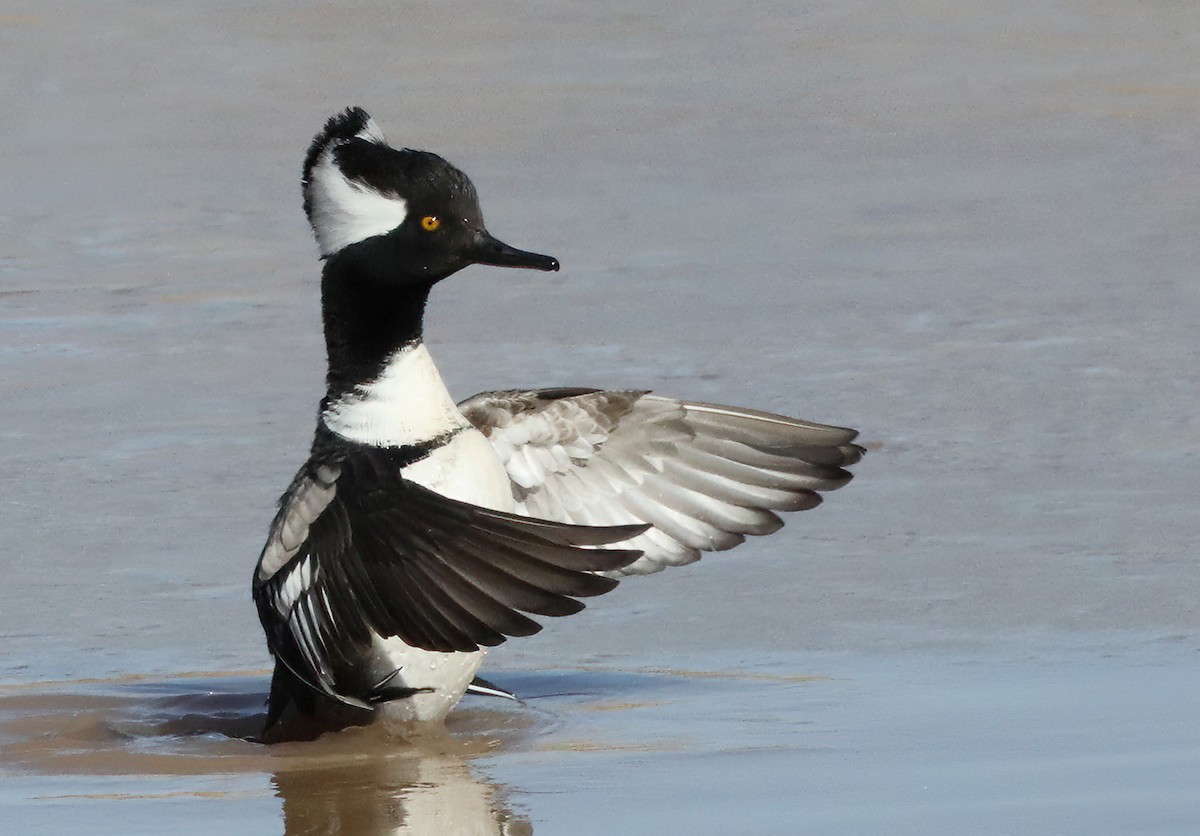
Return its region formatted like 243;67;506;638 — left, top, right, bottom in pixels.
252;444;646;707
459;389;864;576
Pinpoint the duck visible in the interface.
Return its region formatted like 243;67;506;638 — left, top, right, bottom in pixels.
252;107;864;742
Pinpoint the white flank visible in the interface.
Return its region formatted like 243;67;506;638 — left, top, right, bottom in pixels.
373;639;485;725
307;139;407;256
322;342;470;447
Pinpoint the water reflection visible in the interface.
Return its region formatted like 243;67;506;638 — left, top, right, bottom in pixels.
273;741;530;835
0;674;532;834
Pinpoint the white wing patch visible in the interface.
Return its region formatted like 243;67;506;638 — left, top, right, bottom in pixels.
322;342;472;447
306;127;407;256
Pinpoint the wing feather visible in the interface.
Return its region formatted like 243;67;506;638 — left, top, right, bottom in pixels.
252;444;646;705
460;389;864;575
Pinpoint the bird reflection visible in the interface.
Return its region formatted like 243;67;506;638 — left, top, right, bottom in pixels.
271;721;532;835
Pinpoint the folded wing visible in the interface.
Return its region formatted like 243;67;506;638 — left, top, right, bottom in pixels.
459;389;864;576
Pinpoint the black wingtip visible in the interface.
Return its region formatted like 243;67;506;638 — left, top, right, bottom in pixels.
569;547;645;575
840;443;867;466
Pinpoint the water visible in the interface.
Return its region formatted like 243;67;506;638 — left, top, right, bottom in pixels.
2;1;1198;833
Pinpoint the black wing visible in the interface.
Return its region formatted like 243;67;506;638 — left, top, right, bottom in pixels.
252;443;646;707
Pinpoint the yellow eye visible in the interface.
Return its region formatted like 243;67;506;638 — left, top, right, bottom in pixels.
420;215;441;232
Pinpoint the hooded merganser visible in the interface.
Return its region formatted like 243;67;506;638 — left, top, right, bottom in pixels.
252;108;863;741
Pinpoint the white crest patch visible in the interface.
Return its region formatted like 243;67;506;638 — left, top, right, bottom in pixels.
322;342;471;447
307;126;407;256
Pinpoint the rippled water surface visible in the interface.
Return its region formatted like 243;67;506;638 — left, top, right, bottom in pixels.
3;1;1198;833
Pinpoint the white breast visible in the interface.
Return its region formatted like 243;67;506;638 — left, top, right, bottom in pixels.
322;342;470;448
372;429;515;724
321;342;517;724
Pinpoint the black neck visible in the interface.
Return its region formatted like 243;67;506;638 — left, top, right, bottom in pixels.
320;247;435;398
